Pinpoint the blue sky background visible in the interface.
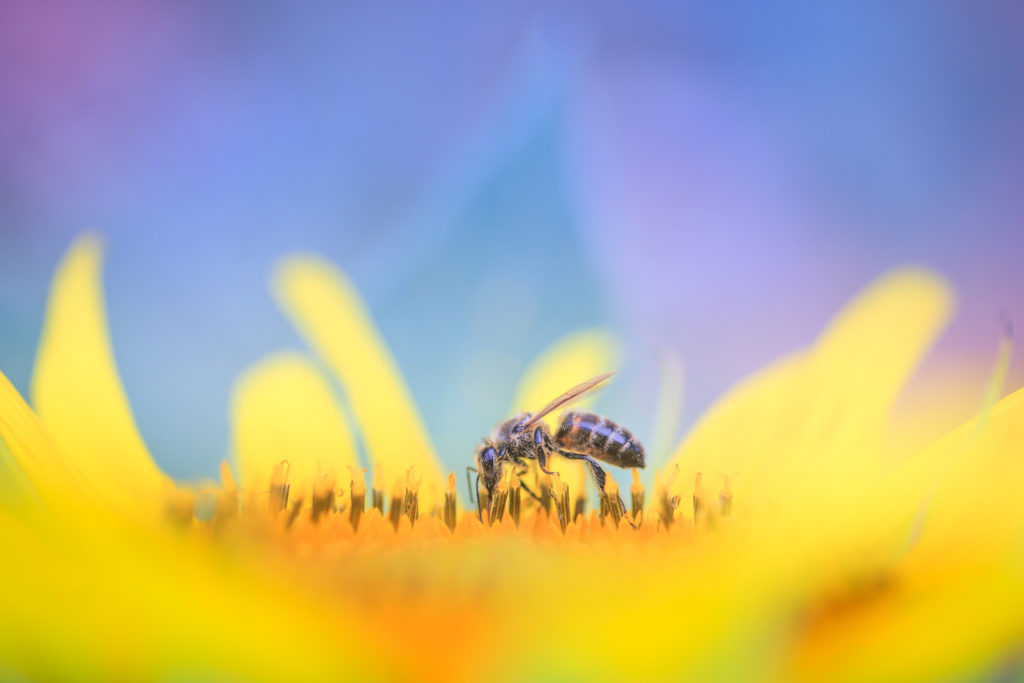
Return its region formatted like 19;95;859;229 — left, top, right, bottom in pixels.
2;1;1023;480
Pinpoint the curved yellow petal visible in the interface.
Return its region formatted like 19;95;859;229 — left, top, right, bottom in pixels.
272;256;443;509
31;235;167;510
665;351;811;518
512;329;620;499
804;268;955;463
231;352;359;501
667;267;954;510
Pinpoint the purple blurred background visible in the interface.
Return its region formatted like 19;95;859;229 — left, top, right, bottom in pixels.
1;1;1022;479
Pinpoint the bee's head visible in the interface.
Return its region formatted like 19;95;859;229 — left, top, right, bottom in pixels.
475;442;504;497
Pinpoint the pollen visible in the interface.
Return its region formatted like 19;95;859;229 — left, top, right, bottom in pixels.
553;479;572;533
388;476;405;529
600;475;622;528
225;459;738;547
403;467;421;526
270;460;291;512
488;470;510;525
507;471;521;526
719;475;732;517
693;472;704;525
655;464;681;532
371;465;385;513
630;468;645;522
443;472;457;531
311;471;336;523
349;466;366;530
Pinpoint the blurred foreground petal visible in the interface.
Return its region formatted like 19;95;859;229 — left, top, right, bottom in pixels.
0;437;36;513
0;503;377;682
788;385;1024;681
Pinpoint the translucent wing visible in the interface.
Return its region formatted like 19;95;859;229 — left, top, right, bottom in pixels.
520;372;614;430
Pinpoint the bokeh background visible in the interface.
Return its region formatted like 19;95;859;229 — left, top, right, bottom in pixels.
1;1;1022;481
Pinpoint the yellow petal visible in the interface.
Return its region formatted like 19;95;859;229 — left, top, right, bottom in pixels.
804;268;955;466
789;385;1024;682
272;255;443;508
0;376;49;509
512;329;620;499
667;267;953;510
0;369;79;508
231;352;359;500
912;384;1024;563
0;437;37;512
31;235;167;511
0;503;375;681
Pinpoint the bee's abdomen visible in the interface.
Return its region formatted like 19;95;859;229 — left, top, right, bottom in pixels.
555;411;645;469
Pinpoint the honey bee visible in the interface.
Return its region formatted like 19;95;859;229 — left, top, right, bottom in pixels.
470;372;645;518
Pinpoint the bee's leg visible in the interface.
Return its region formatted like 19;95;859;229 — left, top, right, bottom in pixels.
508;457;545;504
465;466;477;505
475;473;484;522
558;450;635;528
557;450;608;489
533;429;556;475
514;470;544;504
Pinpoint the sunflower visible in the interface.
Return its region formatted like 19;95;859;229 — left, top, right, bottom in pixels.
0;235;1020;682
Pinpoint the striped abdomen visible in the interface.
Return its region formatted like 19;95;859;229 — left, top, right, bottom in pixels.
555;411;645;469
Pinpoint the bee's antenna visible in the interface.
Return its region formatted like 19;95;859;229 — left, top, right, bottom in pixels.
475;473;483;522
465;466;477;505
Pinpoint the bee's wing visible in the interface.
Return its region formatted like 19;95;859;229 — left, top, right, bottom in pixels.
520;372;614;430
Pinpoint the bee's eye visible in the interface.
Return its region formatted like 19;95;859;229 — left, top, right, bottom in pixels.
481;447;497;466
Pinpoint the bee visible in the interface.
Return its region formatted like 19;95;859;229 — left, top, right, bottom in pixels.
470;372;645;518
